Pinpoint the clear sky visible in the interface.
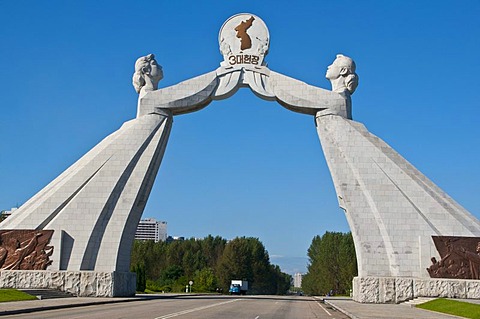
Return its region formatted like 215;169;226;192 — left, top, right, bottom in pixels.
1;1;479;275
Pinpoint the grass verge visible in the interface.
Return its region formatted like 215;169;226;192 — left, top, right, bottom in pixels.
416;298;480;319
0;289;38;302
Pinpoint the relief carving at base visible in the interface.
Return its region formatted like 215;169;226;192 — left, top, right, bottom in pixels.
428;236;480;279
0;230;54;270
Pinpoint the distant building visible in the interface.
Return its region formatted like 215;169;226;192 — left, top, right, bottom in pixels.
166;236;184;243
134;218;167;242
293;272;303;288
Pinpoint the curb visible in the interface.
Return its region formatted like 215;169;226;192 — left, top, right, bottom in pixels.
312;296;356;319
323;299;357;319
0;293;206;317
0;298;142;316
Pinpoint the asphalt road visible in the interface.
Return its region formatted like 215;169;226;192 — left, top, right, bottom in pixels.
1;295;350;319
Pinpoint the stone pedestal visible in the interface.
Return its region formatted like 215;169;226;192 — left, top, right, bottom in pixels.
0;270;136;297
353;276;480;303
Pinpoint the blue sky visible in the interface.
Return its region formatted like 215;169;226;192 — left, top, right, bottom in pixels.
1;1;479;274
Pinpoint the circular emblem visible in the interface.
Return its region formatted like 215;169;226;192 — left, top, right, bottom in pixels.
218;13;269;67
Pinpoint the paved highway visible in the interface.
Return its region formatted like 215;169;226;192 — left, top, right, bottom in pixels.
2;295;350;319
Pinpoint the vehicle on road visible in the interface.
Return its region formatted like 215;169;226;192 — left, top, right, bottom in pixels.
229;280;248;295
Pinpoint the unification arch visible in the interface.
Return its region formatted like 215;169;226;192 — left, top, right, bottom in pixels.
1;14;480;302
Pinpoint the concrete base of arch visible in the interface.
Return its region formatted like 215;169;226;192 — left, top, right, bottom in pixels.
353;276;480;303
0;270;136;297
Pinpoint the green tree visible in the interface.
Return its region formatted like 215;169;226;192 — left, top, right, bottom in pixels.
131;240;158;279
303;232;357;296
130;235;291;295
217;237;254;292
202;235;227;269
193;267;217;292
160;264;184;285
274;264;292;295
132;263;146;292
249;238;274;294
216;237;289;295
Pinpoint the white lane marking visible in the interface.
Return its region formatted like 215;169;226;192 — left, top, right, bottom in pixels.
154;299;241;319
254;316;260;319
316;301;332;316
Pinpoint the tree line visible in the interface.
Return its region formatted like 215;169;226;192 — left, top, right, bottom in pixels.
130;235;291;295
302;231;357;296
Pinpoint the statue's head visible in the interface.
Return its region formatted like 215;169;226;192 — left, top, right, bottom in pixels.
326;54;358;94
132;54;163;94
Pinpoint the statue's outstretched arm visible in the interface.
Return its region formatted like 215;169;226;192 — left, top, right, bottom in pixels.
268;71;349;117
137;70;219;117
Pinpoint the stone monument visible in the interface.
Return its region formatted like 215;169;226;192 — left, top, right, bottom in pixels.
1;13;479;301
0;53;172;296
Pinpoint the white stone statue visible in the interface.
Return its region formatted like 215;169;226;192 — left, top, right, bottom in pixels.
326;54;358;95
132;54;163;95
136;53;355;118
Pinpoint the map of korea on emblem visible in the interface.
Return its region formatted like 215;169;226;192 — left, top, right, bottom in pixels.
219;13;270;67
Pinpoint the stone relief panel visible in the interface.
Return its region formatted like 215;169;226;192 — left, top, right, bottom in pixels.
428;236;480;279
0;230;54;270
